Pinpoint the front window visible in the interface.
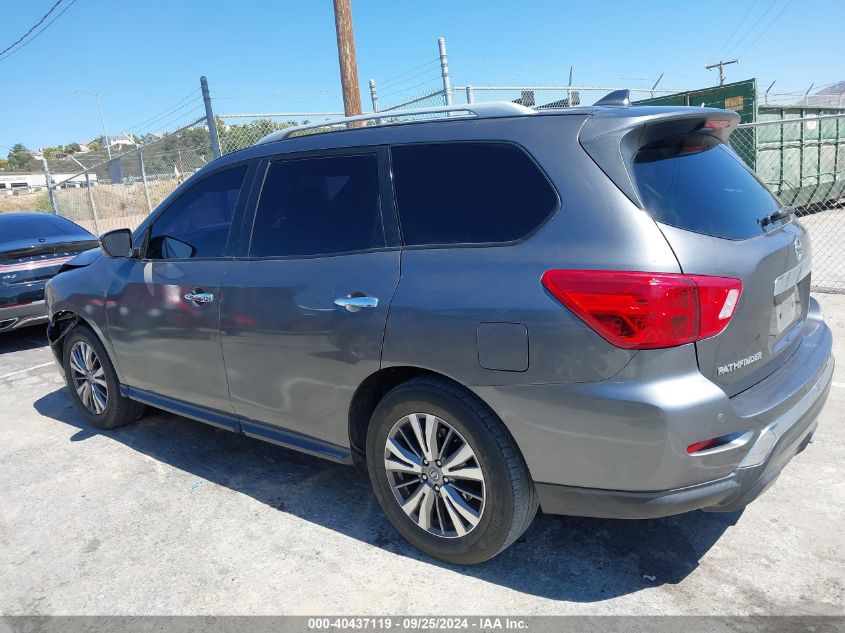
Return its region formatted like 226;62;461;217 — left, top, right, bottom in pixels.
147;165;247;259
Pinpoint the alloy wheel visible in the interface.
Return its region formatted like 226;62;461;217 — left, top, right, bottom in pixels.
69;341;108;415
384;413;486;538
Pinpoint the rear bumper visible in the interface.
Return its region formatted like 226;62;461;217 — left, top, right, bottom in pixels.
0;297;47;332
475;297;834;518
535;352;832;518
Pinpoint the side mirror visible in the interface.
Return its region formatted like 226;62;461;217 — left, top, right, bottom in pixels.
100;229;133;258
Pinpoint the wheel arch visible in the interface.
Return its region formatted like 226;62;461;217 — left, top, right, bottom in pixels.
47;310;120;382
347;365;502;471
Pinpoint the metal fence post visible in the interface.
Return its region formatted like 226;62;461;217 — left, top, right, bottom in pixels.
465;86;474;104
137;146;153;213
201;75;222;159
368;79;379;112
84;171;101;235
437;37;453;106
369;79;382;125
41;158;57;214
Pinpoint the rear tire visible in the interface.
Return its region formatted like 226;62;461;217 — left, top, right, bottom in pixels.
62;325;145;429
366;377;538;564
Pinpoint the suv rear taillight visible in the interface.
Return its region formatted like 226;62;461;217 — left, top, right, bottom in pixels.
541;270;742;350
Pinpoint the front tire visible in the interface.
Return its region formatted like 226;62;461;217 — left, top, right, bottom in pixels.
366;377;538;564
62;325;144;429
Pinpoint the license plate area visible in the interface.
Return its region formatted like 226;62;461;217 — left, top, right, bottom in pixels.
771;285;801;338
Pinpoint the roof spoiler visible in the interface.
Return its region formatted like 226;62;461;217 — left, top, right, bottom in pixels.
579;109;740;208
594;89;630;108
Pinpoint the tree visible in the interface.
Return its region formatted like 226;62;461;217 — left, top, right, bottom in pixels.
6;144;33;171
88;141;101;151
0;158;7;170
65;142;81;154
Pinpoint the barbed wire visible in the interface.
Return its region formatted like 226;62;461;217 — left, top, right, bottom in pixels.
377;57;440;89
379;77;444;101
122;89;203;135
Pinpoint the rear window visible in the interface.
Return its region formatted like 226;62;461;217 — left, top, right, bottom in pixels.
633;135;781;240
0;214;91;243
390;142;558;246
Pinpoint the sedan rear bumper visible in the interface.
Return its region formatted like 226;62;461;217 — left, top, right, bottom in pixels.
536;352;833;518
0;299;47;332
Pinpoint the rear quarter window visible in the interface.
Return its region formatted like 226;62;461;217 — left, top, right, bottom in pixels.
390;142;558;246
633;135;781;240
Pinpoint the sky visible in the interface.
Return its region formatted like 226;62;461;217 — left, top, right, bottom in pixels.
1;0;842;150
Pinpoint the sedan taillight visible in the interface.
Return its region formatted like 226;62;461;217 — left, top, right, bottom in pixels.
0;255;75;273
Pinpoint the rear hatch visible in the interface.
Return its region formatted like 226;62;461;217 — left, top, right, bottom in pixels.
581;107;810;396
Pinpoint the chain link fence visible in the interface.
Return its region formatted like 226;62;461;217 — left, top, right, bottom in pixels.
378;89;448;113
730;113;845;293
45;117;211;235
216;113;343;155
33;76;845;293
453;85;681;108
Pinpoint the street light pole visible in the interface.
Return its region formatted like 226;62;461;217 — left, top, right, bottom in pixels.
74;89;111;159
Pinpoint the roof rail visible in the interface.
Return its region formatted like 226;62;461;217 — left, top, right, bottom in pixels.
254;101;536;145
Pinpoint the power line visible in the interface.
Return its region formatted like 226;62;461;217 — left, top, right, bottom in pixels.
709;0;760;63
726;0;778;58
0;0;64;57
0;0;78;63
737;0;795;58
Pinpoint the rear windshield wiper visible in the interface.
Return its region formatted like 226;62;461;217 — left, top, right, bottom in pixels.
759;205;795;228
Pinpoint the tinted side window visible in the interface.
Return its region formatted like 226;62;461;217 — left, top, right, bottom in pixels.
390;143;558;246
147;165;247;259
250;155;384;257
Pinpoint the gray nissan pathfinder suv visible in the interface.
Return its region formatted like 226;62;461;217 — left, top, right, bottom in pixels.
45;93;834;564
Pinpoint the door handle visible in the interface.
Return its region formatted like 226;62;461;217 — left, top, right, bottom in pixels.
334;296;378;312
184;291;215;305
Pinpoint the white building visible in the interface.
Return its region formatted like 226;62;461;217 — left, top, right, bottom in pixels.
0;172;98;194
104;138;135;150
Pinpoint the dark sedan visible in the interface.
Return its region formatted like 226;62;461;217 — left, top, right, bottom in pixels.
0;212;98;333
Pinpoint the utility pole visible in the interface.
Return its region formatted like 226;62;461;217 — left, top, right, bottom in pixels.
705;58;738;86
333;0;363;125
